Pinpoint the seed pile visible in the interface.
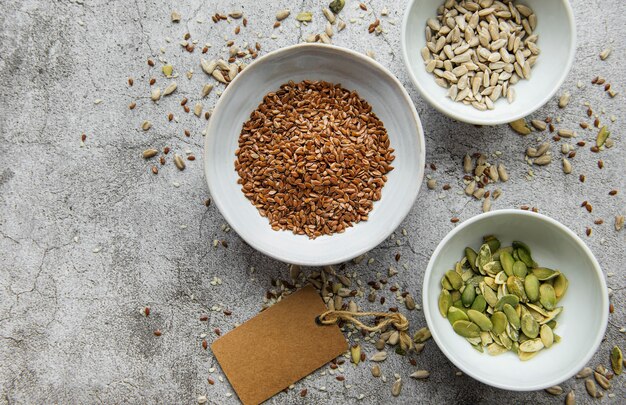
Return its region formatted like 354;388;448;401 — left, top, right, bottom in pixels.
422;0;540;110
235;80;395;238
439;236;567;360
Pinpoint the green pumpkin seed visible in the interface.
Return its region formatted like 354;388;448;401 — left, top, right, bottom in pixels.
483;261;503;275
540;324;554;348
483;235;501;253
511;341;520;355
553;273;568;300
445;270;463;290
554;333;561;343
506;276;528;301
447;306;469;325
519;351;538;361
531;267;560;281
503;303;521;330
484;276;497;290
500;251;514;276
540;308;563;325
539;284;557;310
495;294;520;311
520;338;544;353
521;313;539;338
491;311;507;334
524;274;540;302
470;295;487;312
611;346;623;375
438;290;451;317
526;302;548;317
596;125;610;147
487;343;508;355
466;336;482;345
461;285;476;307
480;331;493;346
512;261;528;278
492;246;513;261
471;343;484;353
452;299;464;309
450;290;461;302
453;320;481;338
506;322;519;341
547;320;557;329
466;275;483;288
465;247;478;271
494;271;508;285
499;332;512;350
477;244;492;274
467;309;493;331
482;284;498;307
441;274;453;290
513;241;537;267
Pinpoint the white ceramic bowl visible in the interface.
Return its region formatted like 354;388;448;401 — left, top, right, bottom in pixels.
422;210;608;391
204;44;425;266
401;0;576;125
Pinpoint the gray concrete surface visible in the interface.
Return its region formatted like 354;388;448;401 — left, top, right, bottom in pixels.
1;0;625;403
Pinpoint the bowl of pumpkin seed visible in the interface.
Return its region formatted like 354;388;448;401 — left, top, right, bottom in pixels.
423;209;608;391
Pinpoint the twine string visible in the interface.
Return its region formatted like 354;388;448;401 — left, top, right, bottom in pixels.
317;310;413;351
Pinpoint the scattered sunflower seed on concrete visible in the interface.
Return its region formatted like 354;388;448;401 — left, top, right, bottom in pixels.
562;158;572;174
531;119;547;131
143;149;158;159
576;367;593;379
585;379;597;398
410;370;430;379
427;179;437;190
545;386;563;396
370;351;388;362
599;48;611;60
565;390;575;405
276;9;290;21
391;378;402;397
558;92;570;108
174;154;186;171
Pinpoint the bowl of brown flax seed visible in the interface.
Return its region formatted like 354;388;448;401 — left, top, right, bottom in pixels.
204;44;425;266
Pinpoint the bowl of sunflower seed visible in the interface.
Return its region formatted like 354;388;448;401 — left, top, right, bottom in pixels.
423;209;608;391
401;0;576;125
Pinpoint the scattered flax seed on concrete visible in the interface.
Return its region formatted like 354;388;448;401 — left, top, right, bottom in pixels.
234;80;394;238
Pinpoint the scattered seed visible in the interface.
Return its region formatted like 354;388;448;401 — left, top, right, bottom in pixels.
153;329;162;336
143;149;158;159
558;92;570;108
451;217;459;223
577;367;593;378
545;386;563;396
562;158;572;174
616;216;624;231
371;365;381;377
276;9;290;21
174;154;186;171
565;391;575;405
391;378;402;397
427;179;437;190
531;120;547;131
599;48;612;60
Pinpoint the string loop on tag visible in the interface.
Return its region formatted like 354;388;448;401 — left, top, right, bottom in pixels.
317;310;413;351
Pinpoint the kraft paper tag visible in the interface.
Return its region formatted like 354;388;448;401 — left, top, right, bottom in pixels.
211;285;348;405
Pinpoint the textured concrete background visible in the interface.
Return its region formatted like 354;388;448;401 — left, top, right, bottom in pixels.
0;0;624;403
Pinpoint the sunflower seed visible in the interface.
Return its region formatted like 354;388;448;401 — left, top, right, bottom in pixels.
391;378;402;396
174;154;186;170
616;215;624;231
545;386;563;396
151;88;161;101
599;48;611;60
562;158;572;174
594;371;610;390
201;84;213;98
557;129;574;138
276;9;290;21
558;92;570;108
410;370;430;379
163;82;177;96
532;155;551;165
510;118;531;135
370;351;388;362
200;59;217;75
576;367;593;378
585;379;597;398
143;149;158;159
565;390;575;405
371;365;381;377
141;121;152;131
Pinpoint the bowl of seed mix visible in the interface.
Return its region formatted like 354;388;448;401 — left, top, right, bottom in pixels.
204;44;425;266
422;210;608;391
401;0;576;125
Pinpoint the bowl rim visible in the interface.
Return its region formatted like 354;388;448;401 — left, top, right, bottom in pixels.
203;43;426;266
421;209;609;391
400;0;577;126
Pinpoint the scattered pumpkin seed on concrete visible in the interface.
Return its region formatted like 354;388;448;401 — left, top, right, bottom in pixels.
439;236;567;360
